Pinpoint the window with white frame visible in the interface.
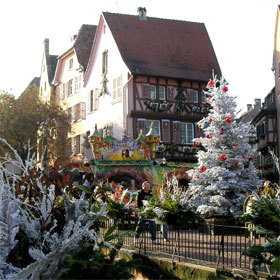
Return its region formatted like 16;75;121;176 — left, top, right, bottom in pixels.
193;90;198;103
158;86;166;100
180;122;194;144
149;85;156;99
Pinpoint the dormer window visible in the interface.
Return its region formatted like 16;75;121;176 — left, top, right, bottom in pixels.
102;50;108;74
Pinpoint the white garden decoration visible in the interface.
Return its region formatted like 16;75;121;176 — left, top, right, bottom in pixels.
187;75;262;218
0;139;108;279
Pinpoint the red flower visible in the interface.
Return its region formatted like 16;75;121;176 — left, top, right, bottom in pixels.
220;130;224;135
223;86;228;92
220;154;227;161
235;162;239;167
226;117;232;123
206;133;211;139
209;118;213;122
232;143;236;147
208;80;215;87
200;166;206;172
195;141;200;147
249;156;254;161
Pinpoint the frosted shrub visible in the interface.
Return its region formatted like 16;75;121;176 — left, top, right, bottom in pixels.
0;139;107;279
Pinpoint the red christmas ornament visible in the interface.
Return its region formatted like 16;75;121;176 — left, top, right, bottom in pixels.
208;80;215;87
235;162;239;167
195;141;200;147
232;143;236;147
242;156;245;161
200;166;206;172
226;117;232;123
249;156;254;161
206;97;212;103
206;133;211;139
220;154;227;161
222;86;228;92
209;118;213;122
220;130;224;135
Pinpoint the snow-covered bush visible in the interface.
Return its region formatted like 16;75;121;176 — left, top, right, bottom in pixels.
142;175;198;226
0;139;107;279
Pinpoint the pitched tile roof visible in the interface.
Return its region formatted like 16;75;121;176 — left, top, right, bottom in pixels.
73;24;97;69
47;55;58;84
103;12;221;81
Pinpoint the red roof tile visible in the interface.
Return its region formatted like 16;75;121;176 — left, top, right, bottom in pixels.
103;12;221;81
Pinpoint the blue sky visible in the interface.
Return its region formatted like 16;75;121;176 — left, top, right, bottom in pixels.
0;0;278;114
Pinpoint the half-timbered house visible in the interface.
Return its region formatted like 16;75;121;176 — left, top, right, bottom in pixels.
84;10;221;162
252;88;278;182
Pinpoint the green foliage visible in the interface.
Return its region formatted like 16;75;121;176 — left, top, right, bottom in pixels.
0;84;69;161
243;238;280;275
242;197;280;235
106;198;128;221
242;181;280;276
60;225;135;279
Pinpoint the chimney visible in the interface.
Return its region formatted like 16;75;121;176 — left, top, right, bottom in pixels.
137;7;147;20
254;98;261;106
247;104;252;111
43;38;49;55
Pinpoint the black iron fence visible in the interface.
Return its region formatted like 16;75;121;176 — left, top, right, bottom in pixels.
100;216;276;276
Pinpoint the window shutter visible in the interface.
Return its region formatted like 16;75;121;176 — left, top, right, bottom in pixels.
75;77;78;93
173;121;181;144
162;120;170;142
94;89;99;109
117;76;121;98
137;119;145;135
201;92;206;104
193;90;198;103
65;83;68;98
81;102;86;119
142;84;149;98
113;78;116;99
186;89;193;103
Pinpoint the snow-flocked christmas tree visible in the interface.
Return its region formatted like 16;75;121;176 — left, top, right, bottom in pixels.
186;75;262;218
